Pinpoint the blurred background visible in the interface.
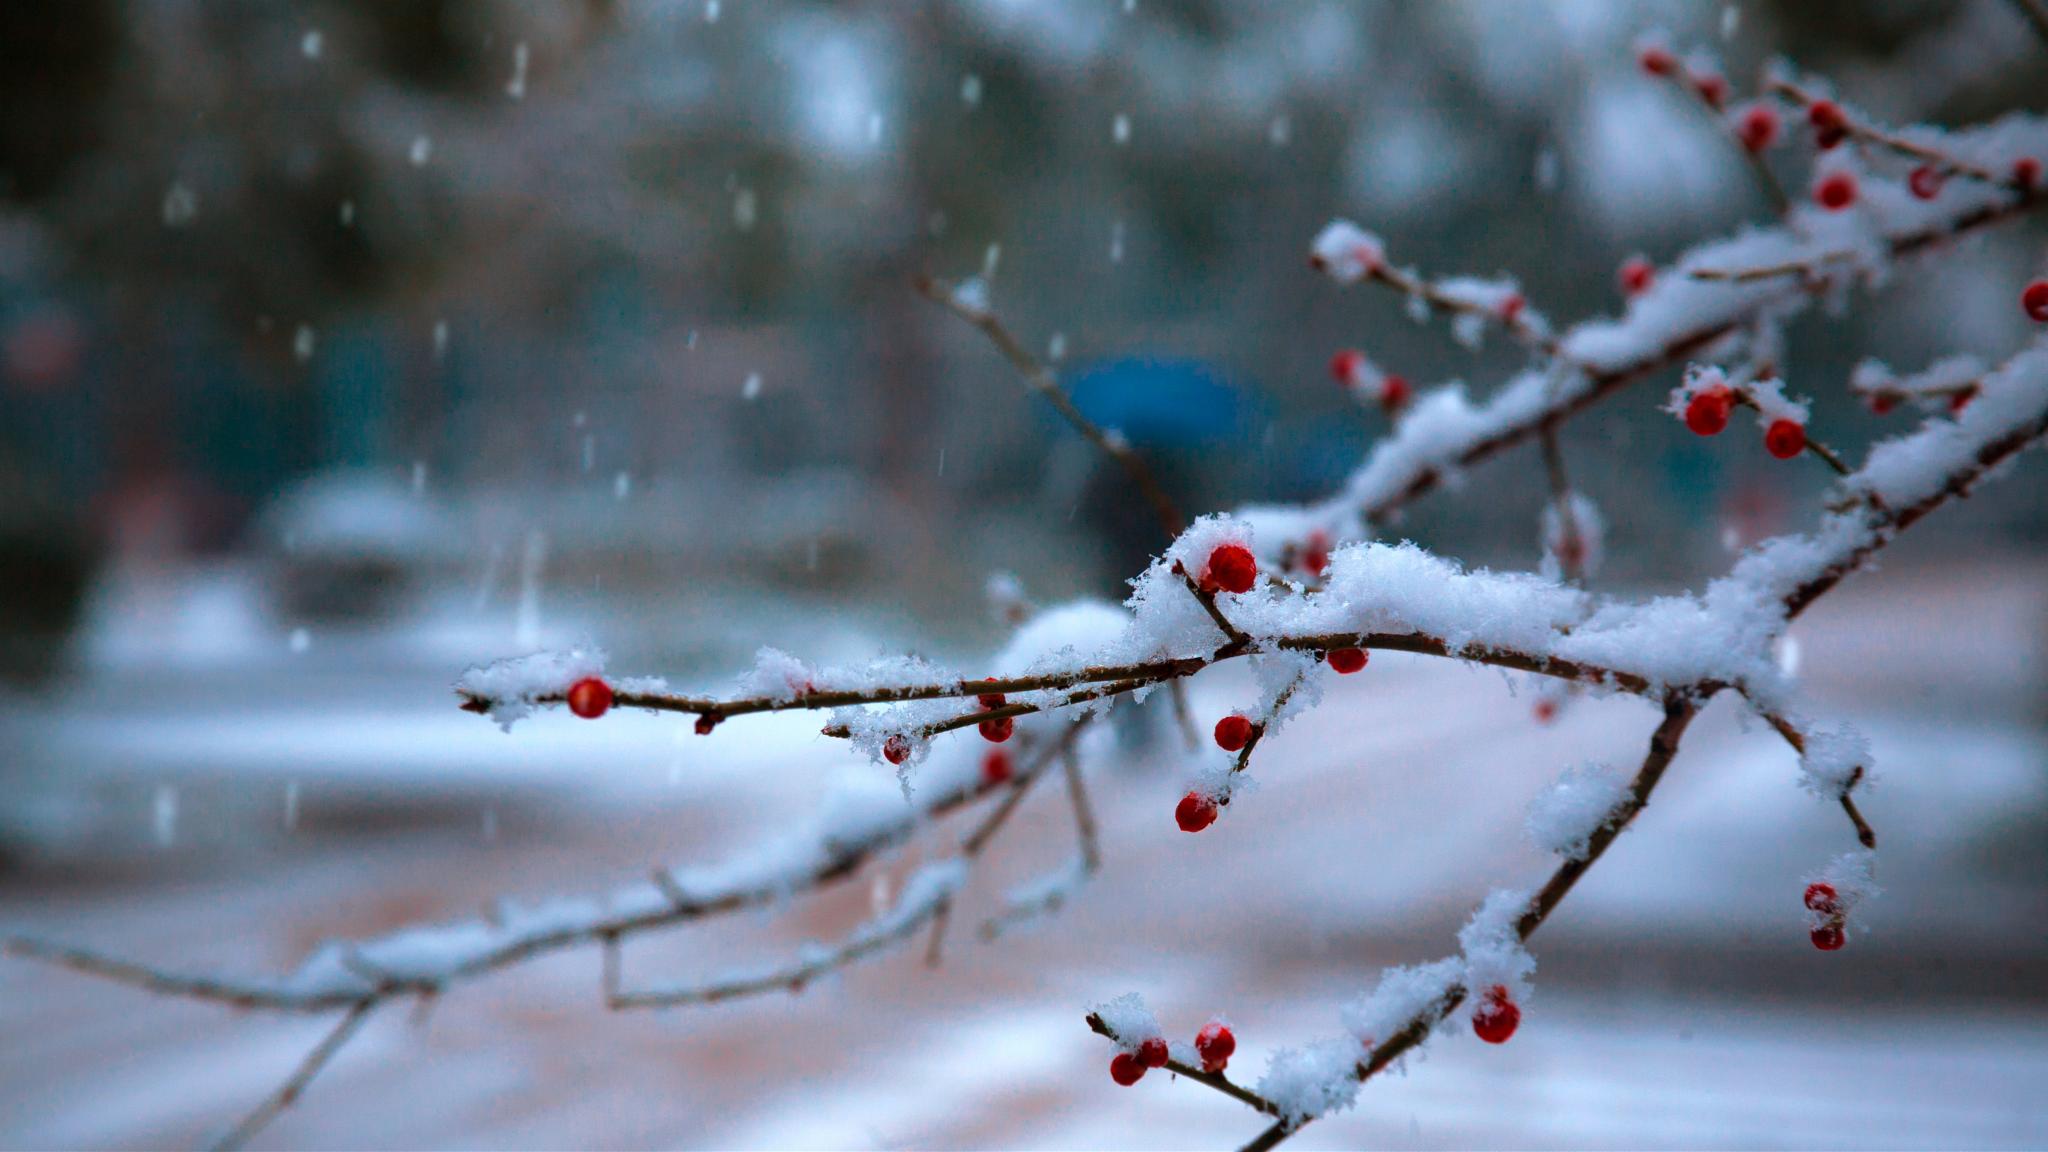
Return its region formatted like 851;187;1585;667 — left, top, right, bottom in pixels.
1;1;2045;1148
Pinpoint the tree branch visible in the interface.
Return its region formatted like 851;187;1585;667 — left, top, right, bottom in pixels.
209;999;377;1152
918;273;1184;539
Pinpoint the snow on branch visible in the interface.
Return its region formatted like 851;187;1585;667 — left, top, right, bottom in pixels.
1264;106;2048;554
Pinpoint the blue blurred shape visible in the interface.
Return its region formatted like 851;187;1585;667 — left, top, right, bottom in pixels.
1059;357;1250;449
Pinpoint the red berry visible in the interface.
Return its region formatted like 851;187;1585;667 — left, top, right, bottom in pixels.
976;688;1006;710
1380;374;1412;410
1299;530;1330;578
883;734;912;765
981;748;1012;786
1811;922;1846;951
1533;698;1558;724
1765;419;1806;460
1738;104;1780;154
1949;386;1977;414
1618;256;1654;298
2015;157;2042;191
1808;99;1847;149
1814;171;1857;211
1907;165;1944;200
1213;714;1253;752
566;677;613;720
2024;279;2048;323
1176;790;1218;833
1803;882;1839;914
1471;986;1521;1045
1500;293;1525;322
1637;45;1676;76
1138;1038;1169;1069
1327;647;1368;674
1869;392;1898;416
1684;387;1732;436
1195;1022;1236;1073
1110;1052;1147;1086
1329;348;1365;386
1201;543;1258;595
979;716;1015;743
694;713;720;736
1693;72;1728;111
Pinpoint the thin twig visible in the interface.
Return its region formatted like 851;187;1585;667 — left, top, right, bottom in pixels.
615;726;1080;1006
1649;68;1789;212
918;274;1184;538
1753;706;1879;849
210;999;376;1152
1538;423;1587;584
1060;741;1102;873
1173;560;1253;650
1352;259;1561;358
1768;79;2008;186
1087;1013;1282;1116
1168;679;1201;751
1688;253;1859;283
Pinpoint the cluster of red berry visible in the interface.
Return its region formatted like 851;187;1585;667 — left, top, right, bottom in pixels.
1109;1021;1237;1086
1683;383;1806;460
1329;349;1411;412
1637;44;1724;110
975;686;1014;744
1805;882;1848;951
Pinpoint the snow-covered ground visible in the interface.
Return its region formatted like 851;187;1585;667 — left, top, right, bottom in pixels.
2;556;2044;1148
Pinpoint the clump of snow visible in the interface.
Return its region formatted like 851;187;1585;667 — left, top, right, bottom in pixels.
1457;889;1535;1004
1852;343;2048;510
1806;848;1881;932
1851;354;1985;411
456;646;606;731
1436;276;1546;346
1665;362;1729;415
1092;992;1163;1051
949;276;992;316
1163;514;1255;591
1249;650;1322;731
1526;763;1632;859
736;647;816;702
1340;957;1461;1052
1309;220;1384;285
1255;1038;1364;1124
986;570;1031;622
1228;539;1588;658
1743;373;1810;427
1797;722;1871;798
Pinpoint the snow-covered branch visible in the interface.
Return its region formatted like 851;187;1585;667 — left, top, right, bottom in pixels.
12;45;2048;1152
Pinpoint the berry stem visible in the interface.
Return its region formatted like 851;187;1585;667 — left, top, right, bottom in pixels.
1753;704;1879;848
